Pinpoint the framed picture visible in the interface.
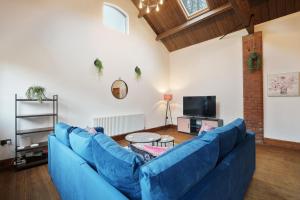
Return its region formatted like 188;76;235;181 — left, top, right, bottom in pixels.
268;72;300;97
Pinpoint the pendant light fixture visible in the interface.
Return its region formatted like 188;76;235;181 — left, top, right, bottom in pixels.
138;0;165;14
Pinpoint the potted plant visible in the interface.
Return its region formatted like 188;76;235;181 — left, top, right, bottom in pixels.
247;52;262;72
25;86;46;103
94;58;104;73
135;66;142;78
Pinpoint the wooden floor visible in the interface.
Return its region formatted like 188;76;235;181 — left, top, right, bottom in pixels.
0;164;59;200
0;128;299;200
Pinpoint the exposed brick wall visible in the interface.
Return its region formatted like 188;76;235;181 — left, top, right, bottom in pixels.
242;32;264;143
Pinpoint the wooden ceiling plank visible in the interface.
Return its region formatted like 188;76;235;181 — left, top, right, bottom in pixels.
228;0;254;34
156;3;233;41
132;0;300;52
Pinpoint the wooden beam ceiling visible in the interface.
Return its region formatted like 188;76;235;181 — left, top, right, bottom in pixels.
138;11;146;18
131;0;300;51
156;3;233;41
228;0;254;34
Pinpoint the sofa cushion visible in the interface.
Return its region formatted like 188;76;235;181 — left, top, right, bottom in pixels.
55;123;72;147
200;132;219;143
139;135;219;200
85;126;105;135
231;118;247;145
199;121;217;134
69;129;96;167
92;134;144;200
208;121;239;160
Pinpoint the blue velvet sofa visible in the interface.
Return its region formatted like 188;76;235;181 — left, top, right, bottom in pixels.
48;119;255;200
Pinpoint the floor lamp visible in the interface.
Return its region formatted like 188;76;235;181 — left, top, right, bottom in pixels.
164;94;173;126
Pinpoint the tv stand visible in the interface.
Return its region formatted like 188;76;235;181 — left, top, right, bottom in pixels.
177;116;223;135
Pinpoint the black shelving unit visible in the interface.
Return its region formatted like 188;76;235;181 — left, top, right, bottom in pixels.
15;94;58;170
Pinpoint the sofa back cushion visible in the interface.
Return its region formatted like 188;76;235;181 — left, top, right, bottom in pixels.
207;121;239;160
139;135;219;200
55;123;72;147
69;128;96;167
92;134;144;200
231;118;247;145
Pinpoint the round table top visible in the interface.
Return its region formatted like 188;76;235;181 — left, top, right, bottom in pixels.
159;135;175;143
125;132;161;143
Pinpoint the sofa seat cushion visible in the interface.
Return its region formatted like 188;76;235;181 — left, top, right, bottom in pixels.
206;121;238;160
139;134;219;200
92;134;144;200
69;128;96;167
231;118;247;145
55;123;72;147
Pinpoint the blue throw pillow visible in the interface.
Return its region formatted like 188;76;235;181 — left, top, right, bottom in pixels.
209;121;239;160
92;134;144;200
69;129;96;167
94;127;104;133
231;118;247;145
140;135;219;200
55;123;72;147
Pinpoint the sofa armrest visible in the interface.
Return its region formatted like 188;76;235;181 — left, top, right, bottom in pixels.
48;134;86;176
246;130;256;136
48;134;128;200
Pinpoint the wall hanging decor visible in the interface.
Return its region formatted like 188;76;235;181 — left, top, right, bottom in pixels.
111;79;128;100
25;86;46;103
247;52;261;72
135;66;142;78
268;72;300;97
94;58;103;73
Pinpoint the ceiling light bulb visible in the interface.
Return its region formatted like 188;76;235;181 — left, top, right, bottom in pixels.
139;1;143;9
156;4;160;12
146;5;150;13
159;0;164;5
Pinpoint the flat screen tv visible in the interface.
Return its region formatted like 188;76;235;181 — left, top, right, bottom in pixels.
183;96;216;117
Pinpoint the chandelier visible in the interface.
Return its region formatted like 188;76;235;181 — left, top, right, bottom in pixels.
138;0;165;14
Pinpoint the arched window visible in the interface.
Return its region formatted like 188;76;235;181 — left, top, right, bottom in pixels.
103;3;129;34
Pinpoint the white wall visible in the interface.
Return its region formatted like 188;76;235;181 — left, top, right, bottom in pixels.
169;12;300;143
256;12;300;143
169;30;246;124
1;0;299;160
0;0;169;160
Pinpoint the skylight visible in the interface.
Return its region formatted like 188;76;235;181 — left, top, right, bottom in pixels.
179;0;209;19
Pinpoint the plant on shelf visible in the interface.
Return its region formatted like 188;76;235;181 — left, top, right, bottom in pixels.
94;58;103;73
25;86;46;103
247;52;262;72
135;66;142;78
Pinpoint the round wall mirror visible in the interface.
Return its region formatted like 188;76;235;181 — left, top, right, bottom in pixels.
111;79;128;99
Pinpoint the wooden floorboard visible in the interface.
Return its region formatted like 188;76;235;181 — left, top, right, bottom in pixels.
245;144;300;200
0;128;299;200
0;165;59;200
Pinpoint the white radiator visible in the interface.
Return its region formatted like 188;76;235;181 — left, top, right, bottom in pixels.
93;114;145;136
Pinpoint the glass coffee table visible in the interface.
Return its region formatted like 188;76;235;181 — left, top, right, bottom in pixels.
125;132;161;146
159;135;175;147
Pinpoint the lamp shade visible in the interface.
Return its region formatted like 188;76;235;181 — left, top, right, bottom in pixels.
163;94;173;101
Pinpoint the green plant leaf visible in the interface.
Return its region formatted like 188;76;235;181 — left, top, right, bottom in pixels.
247;52;261;73
135;66;141;77
94;58;103;73
25;86;46;103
